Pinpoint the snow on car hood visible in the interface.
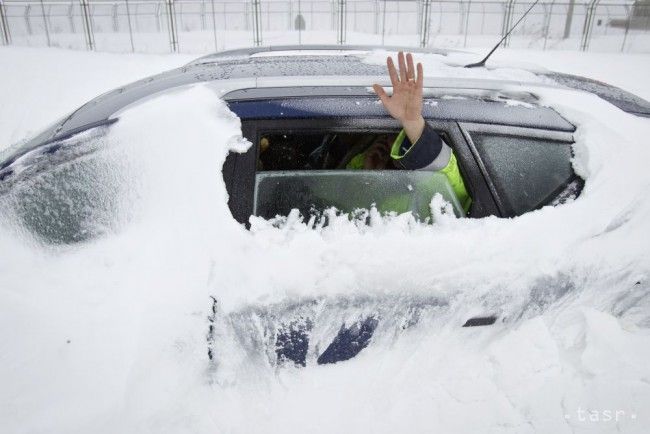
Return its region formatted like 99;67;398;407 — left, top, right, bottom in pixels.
1;84;649;433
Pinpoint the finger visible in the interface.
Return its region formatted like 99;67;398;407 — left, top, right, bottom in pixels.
416;62;424;88
386;57;399;87
406;53;415;80
398;51;408;83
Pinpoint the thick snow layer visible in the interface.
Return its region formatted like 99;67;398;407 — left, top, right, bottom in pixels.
488;50;650;101
362;49;546;83
1;47;650;433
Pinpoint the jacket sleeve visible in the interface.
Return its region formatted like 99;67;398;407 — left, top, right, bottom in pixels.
390;123;472;212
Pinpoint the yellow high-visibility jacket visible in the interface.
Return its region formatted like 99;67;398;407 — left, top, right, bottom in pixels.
347;123;472;213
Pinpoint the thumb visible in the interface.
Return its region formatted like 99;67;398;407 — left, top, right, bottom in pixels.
373;84;390;107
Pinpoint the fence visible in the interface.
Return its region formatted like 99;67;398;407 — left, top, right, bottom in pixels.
0;0;648;53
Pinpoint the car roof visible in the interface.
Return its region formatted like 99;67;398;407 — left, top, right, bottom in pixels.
189;44;467;65
2;45;649;169
5;46;552;144
226;93;575;132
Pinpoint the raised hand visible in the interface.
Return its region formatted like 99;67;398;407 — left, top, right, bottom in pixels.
373;51;425;144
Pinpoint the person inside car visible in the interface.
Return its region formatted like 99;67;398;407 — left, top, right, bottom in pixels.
350;51;472;212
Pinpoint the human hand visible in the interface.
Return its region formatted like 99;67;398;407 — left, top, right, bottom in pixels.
372;52;425;144
363;135;392;169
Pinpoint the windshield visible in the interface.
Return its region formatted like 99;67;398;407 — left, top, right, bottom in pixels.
254;170;465;221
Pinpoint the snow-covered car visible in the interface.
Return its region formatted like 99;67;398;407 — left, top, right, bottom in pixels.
1;46;649;368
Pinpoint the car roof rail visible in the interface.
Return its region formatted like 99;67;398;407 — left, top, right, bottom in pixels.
190;44;462;64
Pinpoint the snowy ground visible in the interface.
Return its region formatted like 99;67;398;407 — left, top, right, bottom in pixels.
7;28;650;55
0;48;195;147
1;46;650;434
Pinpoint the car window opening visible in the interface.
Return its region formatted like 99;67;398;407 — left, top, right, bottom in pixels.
257;132;400;171
254;131;466;222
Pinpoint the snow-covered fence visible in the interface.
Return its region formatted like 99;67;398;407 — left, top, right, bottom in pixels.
0;0;648;53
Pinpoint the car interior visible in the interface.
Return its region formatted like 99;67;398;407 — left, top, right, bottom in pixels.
257;132;399;171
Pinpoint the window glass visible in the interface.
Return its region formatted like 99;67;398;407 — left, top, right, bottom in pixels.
253;130;464;221
470;133;574;214
254;170;465;221
0;126;125;244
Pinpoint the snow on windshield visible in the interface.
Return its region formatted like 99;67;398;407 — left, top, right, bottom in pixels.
1;83;650;433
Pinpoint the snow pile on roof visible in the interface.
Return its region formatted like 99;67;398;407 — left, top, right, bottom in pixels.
1;79;650;433
361;50;547;83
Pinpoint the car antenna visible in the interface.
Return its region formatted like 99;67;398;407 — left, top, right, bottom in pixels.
464;0;541;68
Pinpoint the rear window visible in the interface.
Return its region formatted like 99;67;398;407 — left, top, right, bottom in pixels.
470;134;576;215
539;72;650;117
